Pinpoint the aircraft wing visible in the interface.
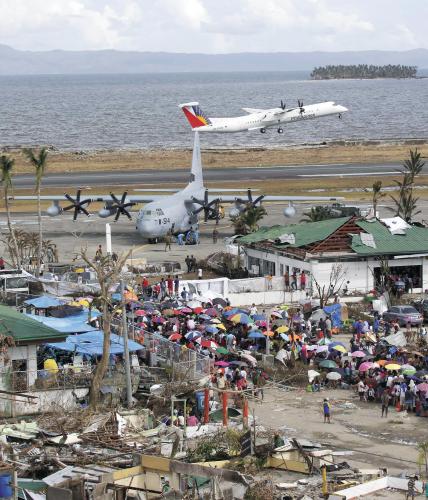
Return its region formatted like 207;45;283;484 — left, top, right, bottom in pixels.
205;195;344;203
11;194;166;204
242;107;265;114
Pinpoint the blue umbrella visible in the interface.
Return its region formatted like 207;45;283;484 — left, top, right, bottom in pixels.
248;331;265;339
280;333;290;342
205;325;219;334
185;331;201;341
199;314;212;321
252;314;266;321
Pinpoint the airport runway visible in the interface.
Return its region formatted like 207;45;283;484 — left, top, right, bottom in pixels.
12;161;419;189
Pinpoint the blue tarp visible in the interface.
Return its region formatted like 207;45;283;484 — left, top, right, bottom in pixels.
25;313;97;333
46;331;143;356
323;303;342;328
24;296;64;308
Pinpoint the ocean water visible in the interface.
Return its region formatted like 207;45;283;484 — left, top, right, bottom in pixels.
0;71;427;150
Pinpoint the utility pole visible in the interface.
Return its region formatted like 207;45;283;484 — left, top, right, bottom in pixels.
121;279;133;408
265;307;270;356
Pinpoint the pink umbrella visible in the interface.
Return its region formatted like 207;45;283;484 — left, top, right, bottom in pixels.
417;382;428;393
351;350;366;358
152;316;166;324
179;307;193;314
241;353;257;366
255;320;267;327
316;345;329;353
205;308;219;317
359;361;375;372
214;361;229;367
135;309;146;317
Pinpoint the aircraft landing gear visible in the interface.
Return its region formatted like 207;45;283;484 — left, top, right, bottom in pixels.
148;237;158;244
277;127;283;134
260;128;266;134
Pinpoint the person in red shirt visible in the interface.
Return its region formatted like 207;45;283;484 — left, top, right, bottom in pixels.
167;275;173;297
300;270;307;291
0;257;4;270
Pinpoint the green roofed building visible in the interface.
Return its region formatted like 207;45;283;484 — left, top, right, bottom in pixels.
239;216;428;294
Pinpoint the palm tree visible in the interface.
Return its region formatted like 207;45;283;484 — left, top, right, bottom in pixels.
23;148;48;275
0;155;20;267
300;206;332;223
232;205;267;235
371;180;385;217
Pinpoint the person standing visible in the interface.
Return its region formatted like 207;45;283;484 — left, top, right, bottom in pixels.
177;233;184;246
185;255;191;273
284;270;290;292
325;316;332;339
95;245;103;262
0;256;4;270
160;278;166;300
167;275;173;297
164;231;172;252
323;398;331;423
190;255;196;271
291;270;297;290
212;228;219;244
300;270;307;291
174;275;180;296
381;388;390;417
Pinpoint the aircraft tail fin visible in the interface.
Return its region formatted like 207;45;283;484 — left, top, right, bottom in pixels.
190;132;203;187
180;102;212;129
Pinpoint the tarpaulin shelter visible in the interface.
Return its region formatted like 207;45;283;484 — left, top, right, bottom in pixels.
24;296;64;309
25;313;97;334
323;303;342;328
46;331;143;356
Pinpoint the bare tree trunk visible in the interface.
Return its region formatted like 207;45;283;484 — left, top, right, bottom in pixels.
36;185;42;276
89;291;111;408
4;187;20;268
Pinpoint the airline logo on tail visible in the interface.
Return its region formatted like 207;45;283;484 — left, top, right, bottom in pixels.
180;102;212;129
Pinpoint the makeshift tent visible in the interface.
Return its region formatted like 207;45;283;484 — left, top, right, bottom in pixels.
46;331;143;356
25;313;97;334
24;296;64;309
323;303;342;328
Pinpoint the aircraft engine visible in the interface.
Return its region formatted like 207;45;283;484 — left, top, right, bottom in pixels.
46;203;62;217
98;208;115;218
283;205;296;218
229;207;241;218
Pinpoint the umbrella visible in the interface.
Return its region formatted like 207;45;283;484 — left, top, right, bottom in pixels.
417;382;428;392
205;308;219;317
223;308;242;317
248;331;264;339
316;345;329;353
230;313;253;325
308;370;320;381
276;325;290;334
179;307;193;314
162;308;175;317
252;314;266;321
280;333;289;342
359;361;375;372
385;363;401;371
317;337;332;345
214;361;229;367
210;318;221;324
199;314;212;321
192;307;203;314
351;350;366;358
205;325;219;334
229;361;247;367
306;345;318;351
329;341;345;348
168;333;182;341
187;300;202;308
213;297;227;307
332;345;347;354
271;311;283;319
152;317;166;324
216;346;229;355
401;364;416;375
135;309;146;317
263;330;275;337
319;360;338;369
327;372;342;381
185;331;201;341
376;359;388;366
200;339;218;349
216;324;227;331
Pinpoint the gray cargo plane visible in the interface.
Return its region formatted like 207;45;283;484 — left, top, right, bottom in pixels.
12;133;343;241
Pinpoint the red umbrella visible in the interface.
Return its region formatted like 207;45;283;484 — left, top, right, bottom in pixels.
180;307;193;314
200;339;218;349
205;308;219;317
193;306;203;314
168;333;182;341
135;309;146;317
152;316;166;324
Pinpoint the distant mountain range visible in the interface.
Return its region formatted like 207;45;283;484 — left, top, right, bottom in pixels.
0;45;428;75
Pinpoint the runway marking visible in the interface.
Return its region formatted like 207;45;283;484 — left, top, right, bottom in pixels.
299;171;398;177
237;163;346;169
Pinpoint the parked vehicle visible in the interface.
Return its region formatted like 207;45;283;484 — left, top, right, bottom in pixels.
382;305;423;326
411;298;428;321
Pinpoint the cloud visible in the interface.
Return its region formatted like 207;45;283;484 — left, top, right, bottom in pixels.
0;0;425;52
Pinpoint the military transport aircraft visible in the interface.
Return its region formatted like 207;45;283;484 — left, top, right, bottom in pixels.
180;100;348;134
12;133;343;241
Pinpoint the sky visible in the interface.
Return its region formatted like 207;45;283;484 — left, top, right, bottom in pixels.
1;0;427;53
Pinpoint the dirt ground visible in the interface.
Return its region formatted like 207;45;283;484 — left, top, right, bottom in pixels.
4;141;428;174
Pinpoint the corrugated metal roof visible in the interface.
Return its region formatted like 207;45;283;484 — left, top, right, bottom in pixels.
352;219;428;255
0;304;68;343
239;217;351;248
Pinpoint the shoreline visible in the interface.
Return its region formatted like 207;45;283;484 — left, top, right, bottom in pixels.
2;139;428;175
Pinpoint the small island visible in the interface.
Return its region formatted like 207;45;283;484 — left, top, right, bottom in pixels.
310;64;418;80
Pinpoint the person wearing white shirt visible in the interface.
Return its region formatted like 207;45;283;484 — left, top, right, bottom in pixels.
240;369;247;379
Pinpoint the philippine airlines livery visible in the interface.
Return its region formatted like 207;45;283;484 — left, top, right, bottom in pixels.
180;99;348;134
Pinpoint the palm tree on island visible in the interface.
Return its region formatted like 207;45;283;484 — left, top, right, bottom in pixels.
0;155;20;267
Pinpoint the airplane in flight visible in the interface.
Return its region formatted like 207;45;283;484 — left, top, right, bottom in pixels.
180;100;348;134
12;133;343;241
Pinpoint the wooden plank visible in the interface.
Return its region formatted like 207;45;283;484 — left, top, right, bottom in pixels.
140;455;170;473
111;466;143;481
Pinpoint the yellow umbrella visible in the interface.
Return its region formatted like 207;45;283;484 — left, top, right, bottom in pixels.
385;363;401;371
216;324;227;331
276;325;289;333
78;299;90;308
211;318;221;324
332;345;347;354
